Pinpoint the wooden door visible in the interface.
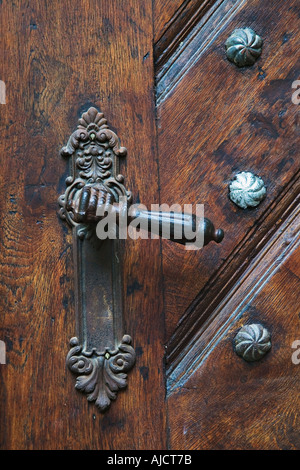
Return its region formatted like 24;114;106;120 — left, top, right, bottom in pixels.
0;0;299;450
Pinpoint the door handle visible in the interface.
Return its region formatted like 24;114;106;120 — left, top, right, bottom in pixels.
65;182;224;247
58;107;224;411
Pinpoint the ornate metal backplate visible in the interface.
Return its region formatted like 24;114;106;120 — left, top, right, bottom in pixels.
59;107;135;411
58;107;132;238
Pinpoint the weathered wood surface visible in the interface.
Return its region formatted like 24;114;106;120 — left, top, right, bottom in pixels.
156;0;300;345
155;0;300;450
0;0;299;451
154;0;220;74
0;0;166;450
168;204;300;449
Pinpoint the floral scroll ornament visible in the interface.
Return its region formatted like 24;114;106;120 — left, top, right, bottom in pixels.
58;107;132;239
59;107;135;412
67;335;136;411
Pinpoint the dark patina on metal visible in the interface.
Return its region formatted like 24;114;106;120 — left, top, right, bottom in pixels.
59;107;135;411
225;27;263;67
59;107;224;410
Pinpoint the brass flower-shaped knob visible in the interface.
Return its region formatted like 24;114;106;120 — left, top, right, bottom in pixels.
234;324;271;362
229;171;266;209
225;27;263;67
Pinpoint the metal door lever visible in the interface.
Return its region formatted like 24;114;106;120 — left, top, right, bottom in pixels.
65;182;224;247
58;107;224;411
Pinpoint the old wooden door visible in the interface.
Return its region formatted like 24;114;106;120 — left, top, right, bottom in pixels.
0;0;299;450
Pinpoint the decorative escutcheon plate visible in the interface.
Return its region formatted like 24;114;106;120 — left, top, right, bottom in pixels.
58;107;224;411
59;107;135;412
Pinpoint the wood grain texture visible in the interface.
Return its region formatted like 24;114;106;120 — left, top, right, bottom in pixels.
154;0;221;74
0;0;166;450
167;187;300;392
0;0;299;451
156;0;300;346
155;0;241;102
167;172;300;372
168;208;300;449
154;0;187;43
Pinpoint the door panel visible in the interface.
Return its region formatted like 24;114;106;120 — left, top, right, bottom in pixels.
0;0;299;451
156;0;300;449
156;0;300;342
0;0;166;450
168;204;300;449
